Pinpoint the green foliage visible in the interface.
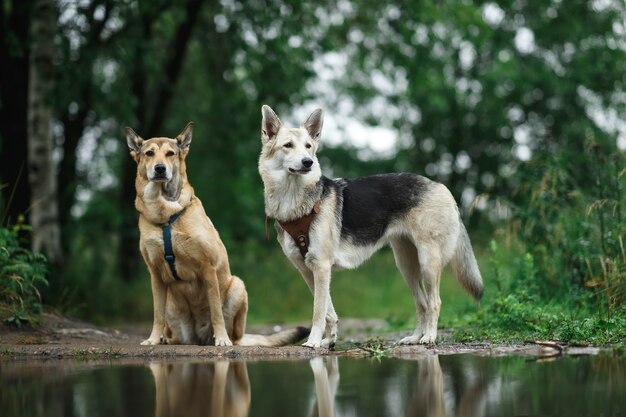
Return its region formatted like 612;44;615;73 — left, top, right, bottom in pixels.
512;138;626;312
452;131;625;345
0;227;48;326
332;0;625;205
456;182;626;346
46;189;154;323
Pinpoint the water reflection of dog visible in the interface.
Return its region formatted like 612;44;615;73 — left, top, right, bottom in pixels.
149;361;250;417
406;355;487;417
309;357;340;417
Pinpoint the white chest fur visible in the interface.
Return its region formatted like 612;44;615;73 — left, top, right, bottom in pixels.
332;239;384;270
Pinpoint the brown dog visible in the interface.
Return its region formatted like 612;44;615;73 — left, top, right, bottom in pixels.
126;122;308;346
150;361;251;417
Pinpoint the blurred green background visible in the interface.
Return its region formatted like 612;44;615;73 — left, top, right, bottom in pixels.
0;0;624;341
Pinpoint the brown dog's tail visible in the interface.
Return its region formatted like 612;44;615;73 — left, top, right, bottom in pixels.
238;326;310;347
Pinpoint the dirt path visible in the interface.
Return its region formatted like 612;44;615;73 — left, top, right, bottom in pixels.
0;313;600;360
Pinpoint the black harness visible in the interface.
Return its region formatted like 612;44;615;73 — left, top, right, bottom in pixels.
162;208;186;281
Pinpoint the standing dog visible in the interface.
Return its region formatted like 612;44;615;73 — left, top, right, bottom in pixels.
127;122;308;346
258;106;483;348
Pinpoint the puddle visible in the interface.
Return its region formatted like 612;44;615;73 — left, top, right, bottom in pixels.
1;353;624;416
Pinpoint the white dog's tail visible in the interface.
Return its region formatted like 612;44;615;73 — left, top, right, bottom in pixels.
238;326;310;347
450;222;483;302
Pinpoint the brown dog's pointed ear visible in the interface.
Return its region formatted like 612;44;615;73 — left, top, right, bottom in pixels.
261;105;282;143
177;122;193;149
125;127;143;153
303;108;323;141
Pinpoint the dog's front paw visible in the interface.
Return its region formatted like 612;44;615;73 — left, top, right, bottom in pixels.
397;333;436;345
214;337;233;347
141;337;162;346
418;333;436;345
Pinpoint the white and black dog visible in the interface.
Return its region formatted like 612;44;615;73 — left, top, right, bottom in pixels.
258;105;483;348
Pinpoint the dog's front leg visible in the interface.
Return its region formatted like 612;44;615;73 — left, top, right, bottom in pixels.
142;270;168;345
206;267;232;346
294;263;338;348
303;265;332;348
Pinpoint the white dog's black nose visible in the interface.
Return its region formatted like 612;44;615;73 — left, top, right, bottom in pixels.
155;164;167;174
302;157;313;168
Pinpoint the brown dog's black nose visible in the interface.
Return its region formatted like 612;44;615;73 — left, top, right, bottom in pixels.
302;157;313;168
155;164;166;174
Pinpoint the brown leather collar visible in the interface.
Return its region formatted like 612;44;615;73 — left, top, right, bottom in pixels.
266;201;321;257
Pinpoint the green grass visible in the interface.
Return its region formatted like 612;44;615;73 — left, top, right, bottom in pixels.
231;240;481;329
97;238;482;330
453;295;626;345
450;237;626;346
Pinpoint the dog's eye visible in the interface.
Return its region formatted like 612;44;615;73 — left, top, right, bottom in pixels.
283;142;293;148
305;143;312;149
145;150;154;157
166;150;175;157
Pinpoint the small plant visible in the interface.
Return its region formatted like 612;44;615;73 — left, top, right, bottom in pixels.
0;227;48;326
356;337;390;358
73;348;88;357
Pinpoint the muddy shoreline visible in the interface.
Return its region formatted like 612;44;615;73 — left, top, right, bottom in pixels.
0;313;601;361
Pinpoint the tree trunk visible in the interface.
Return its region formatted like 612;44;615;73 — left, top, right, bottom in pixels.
0;0;32;227
27;0;62;265
56;2;112;253
118;0;205;281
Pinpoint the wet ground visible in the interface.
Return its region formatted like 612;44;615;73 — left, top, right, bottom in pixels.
0;313;601;360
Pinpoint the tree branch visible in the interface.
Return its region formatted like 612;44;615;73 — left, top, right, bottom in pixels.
146;0;205;136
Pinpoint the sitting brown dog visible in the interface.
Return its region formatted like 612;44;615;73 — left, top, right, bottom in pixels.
126;122;308;346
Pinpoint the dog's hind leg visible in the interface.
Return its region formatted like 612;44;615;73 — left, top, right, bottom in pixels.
167;305;198;344
393;237;443;344
295;263;338;348
194;308;214;345
223;276;248;344
414;243;443;344
162;322;181;345
391;237;425;345
231;304;247;343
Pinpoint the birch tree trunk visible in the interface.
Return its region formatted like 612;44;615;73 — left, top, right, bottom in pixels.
27;0;62;265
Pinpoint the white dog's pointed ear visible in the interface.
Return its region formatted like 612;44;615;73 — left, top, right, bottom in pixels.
125;127;143;153
261;105;282;142
177;122;193;149
303;108;323;141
